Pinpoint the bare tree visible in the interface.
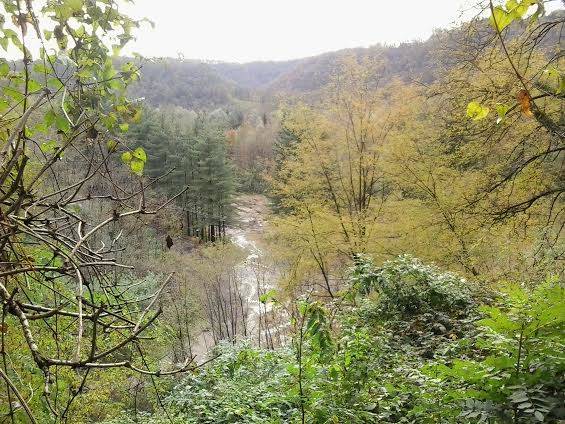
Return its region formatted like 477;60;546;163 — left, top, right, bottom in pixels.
0;1;193;421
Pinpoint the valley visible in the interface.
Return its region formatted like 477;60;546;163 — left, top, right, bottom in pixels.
0;1;563;423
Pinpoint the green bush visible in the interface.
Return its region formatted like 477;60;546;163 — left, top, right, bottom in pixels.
162;342;298;423
426;278;565;423
351;254;474;317
105;258;563;424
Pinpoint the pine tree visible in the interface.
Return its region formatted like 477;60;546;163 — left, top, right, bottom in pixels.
128;108;234;241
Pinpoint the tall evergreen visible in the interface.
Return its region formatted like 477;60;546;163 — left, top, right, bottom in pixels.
128;107;234;240
128;108;170;179
191;116;234;240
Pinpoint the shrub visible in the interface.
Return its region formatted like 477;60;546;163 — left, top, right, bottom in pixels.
351;254;474;318
426;278;565;422
162;342;298;423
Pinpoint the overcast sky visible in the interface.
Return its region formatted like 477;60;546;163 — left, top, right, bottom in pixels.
122;0;485;63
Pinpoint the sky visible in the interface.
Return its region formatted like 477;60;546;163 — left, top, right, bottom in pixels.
122;0;484;63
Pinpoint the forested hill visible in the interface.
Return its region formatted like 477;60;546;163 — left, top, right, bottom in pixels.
128;29;450;109
129;10;562;110
127;59;238;109
213;37;443;91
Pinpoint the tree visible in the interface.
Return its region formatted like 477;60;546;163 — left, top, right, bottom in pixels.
190;115;234;241
462;1;564;239
128;108;234;241
271;58;399;295
0;1;191;421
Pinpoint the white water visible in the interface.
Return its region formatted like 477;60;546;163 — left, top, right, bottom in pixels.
226;195;275;339
229;229;262;321
191;195;274;361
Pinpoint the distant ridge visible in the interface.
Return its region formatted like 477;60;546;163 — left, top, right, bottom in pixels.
129;10;562;109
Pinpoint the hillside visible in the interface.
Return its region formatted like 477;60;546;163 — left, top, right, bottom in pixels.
128;58;237;109
129;11;562;110
129;30;450;109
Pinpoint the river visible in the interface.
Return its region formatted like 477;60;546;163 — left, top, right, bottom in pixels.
190;194;277;362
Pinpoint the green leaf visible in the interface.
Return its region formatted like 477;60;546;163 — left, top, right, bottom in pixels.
517;402;533;409
259;289;277;304
28;79;42;93
55;115;71;134
495;103;510;124
55;1;82;19
0;99;9;113
129;158;144;176
490;6;515;31
122;147;147;175
48;78;64;90
543;68;564;94
3;87;24;102
132;147;146;162
7;31;23;52
0;61;9;77
121;151;132;163
507;0;536;19
119;123;129;133
33;63;49;74
40;140;58;153
131;108;142;123
544;67;560;79
75;25;85;38
107;140;118;152
466;101;490;121
33;122;49;134
102;113;118;130
44;109;56;127
66;0;83;12
76;68;93;79
109;79;125;90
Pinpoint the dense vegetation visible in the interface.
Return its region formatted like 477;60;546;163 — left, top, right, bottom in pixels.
127;106;234;240
1;0;563;423
102;256;564;423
